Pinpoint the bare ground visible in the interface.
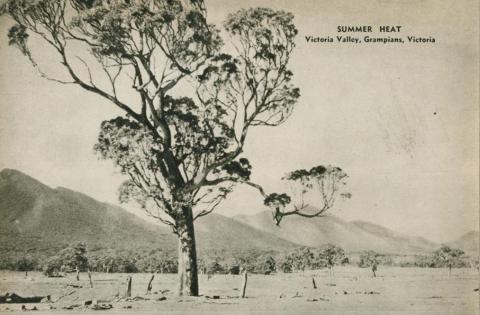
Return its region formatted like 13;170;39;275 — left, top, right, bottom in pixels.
0;267;478;314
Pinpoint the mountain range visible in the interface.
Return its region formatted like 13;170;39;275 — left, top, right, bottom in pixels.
0;168;477;258
0;168;300;257
234;211;440;254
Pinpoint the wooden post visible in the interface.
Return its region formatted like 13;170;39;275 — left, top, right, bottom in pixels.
312;277;317;289
241;269;248;298
126;275;132;298
146;274;154;294
88;269;93;288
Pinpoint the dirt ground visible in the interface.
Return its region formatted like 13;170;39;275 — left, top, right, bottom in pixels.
0;267;478;314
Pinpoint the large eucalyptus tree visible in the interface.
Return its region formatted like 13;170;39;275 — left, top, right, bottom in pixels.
2;0;348;296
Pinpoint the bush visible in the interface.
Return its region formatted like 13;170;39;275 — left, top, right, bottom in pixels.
432;246;467;268
43;256;65;276
277;258;293;273
13;256;39;271
358;251;380;268
204;260;225;274
283;247;314;272
315;244;347;269
0;256;41;271
255;255;276;274
155;256;178;273
110;256;138;273
228;265;241;275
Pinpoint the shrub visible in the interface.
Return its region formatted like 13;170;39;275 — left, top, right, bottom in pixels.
255;255;276;274
43;256;64;276
358;250;380;268
277;258;293;273
13;256;39;271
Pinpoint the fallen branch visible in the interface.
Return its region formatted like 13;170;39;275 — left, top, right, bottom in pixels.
54;290;76;303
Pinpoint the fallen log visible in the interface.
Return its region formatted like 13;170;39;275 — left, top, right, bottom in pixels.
0;293;50;304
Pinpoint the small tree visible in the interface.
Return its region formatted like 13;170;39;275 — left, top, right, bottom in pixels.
317;244;346;275
285;247;315;272
113;255;138;273
12;256;38;272
73;243;89;270
156;255;178;273
43;242;89;274
2;0;349;296
358;250;380;277
58;242;89;271
255;254;276;274
433;246;465;276
43;256;64;277
277;258;293;273
204;260;224;275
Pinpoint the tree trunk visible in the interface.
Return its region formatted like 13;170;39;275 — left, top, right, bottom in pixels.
88;269;93;288
177;206;199;296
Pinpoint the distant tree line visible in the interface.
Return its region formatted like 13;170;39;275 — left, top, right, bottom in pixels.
398;246;472;269
0;243;476;275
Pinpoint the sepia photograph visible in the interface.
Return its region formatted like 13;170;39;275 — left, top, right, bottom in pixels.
0;0;478;314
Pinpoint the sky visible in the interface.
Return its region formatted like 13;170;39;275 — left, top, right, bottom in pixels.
0;0;478;243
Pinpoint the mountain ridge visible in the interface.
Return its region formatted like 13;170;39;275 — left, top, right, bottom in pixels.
0;168;299;257
1;168;477;258
233;210;441;254
446;230;479;254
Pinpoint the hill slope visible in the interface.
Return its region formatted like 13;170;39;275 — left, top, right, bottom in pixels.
0;169;175;255
447;231;479;254
234;210;439;254
3;168;470;258
0;169;298;257
350;220;438;253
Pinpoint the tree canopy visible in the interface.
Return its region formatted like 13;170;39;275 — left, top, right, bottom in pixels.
433;246;465;268
1;0;349;230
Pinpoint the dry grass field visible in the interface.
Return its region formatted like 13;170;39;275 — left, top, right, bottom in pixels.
0;267;478;314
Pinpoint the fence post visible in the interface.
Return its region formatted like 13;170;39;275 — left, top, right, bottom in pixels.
241;269;248;298
126;275;132;298
146;274;154;294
